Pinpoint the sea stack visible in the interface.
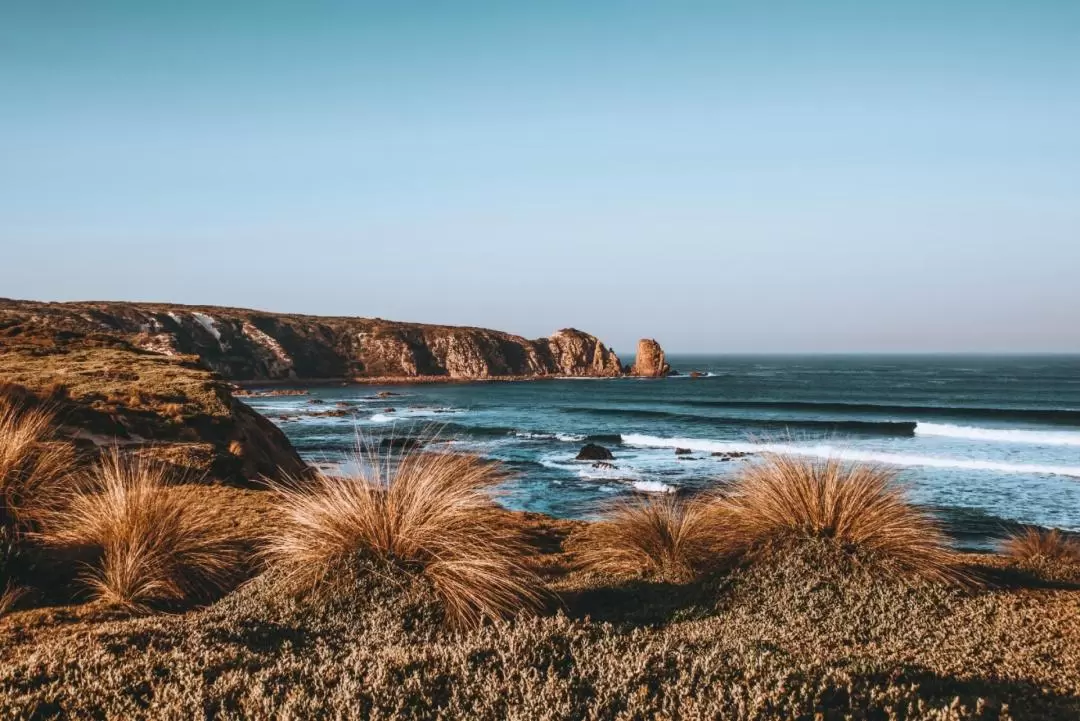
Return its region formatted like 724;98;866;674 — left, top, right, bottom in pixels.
629;338;671;377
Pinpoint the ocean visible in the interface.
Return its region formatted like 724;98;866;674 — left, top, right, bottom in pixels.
240;355;1080;549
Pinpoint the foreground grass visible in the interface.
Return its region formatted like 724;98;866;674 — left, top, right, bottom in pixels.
265;450;542;628
0;394;76;607
2;525;1078;720
573;456;968;587
3;446;1079;718
571;494;720;582
718;455;967;585
39;452;244;610
1001;527;1080;583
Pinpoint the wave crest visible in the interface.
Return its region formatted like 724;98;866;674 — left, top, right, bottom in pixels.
622;434;1080;478
915;422;1080;447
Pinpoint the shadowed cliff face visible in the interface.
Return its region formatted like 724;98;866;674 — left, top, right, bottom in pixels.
0;300;623;381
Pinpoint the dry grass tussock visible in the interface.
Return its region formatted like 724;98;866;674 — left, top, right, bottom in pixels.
1;395;76;611
265;447;542;628
717;455;967;585
0;583;22;616
39;450;243;610
1002;527;1080;573
573;494;722;582
0;398;75;532
4;529;1080;719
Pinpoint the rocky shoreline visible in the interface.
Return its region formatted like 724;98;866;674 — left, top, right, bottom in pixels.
0;298;671;485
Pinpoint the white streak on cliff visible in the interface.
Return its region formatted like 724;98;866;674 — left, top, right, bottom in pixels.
192;312;225;350
241;321;295;378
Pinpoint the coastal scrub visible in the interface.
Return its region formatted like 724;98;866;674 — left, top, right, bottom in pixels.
39;451;243;610
715;455;967;585
264;448;543;628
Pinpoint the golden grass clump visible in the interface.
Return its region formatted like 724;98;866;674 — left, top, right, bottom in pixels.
0;400;75;532
265;448;542;628
1;394;76;610
0;583;23;616
40;451;242;610
717;455;965;585
574;494;721;582
1001;527;1080;566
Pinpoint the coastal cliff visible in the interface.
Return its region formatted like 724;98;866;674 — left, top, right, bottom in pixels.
0;299;642;483
0;299;672;482
0;300;623;381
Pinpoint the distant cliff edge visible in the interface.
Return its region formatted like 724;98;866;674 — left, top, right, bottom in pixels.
0;299;659;382
0;299;670;484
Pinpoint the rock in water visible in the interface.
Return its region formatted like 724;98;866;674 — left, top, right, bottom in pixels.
629;338;671;377
576;443;614;461
379;437;423;452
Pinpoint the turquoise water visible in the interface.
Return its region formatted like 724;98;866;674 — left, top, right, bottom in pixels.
241;355;1080;548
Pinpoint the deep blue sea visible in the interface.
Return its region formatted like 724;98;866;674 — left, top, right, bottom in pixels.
241;355;1080;549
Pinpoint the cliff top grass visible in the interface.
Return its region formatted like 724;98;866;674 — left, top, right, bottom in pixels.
0;296;604;344
0;346;231;423
0;348;303;483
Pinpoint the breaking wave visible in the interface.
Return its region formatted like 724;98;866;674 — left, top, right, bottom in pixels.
915;422;1080;447
632;480;676;493
622;434;1080;478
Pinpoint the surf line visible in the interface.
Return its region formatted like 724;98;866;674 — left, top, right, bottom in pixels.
622;434;1080;478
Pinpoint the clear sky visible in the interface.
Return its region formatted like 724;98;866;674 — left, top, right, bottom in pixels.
2;1;1078;353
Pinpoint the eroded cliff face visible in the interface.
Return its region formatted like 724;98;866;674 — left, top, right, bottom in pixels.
0;299;666;484
0;300;623;381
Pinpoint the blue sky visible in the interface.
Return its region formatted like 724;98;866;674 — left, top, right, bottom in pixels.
2;1;1078;352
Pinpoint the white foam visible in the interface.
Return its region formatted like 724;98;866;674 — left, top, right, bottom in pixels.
915;422;1080;447
369;407;462;424
514;431;550;440
514;431;586;442
575;464;637;481
622;434;1080;479
537;458;565;473
632;480;676;493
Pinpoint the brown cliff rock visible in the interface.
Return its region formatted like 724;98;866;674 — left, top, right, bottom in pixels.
629;338;671;377
0;300;624;381
543;329;622;378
